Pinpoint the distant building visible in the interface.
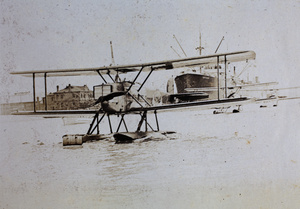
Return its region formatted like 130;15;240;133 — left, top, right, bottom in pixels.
0;84;96;114
0;100;43;115
45;84;95;110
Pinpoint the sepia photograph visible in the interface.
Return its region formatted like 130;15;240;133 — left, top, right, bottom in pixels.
1;0;300;208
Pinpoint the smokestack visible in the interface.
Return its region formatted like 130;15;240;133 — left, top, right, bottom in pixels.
57;85;59;92
255;76;259;83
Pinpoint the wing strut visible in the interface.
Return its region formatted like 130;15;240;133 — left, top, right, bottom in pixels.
138;94;152;106
224;55;227;98
128;92;144;107
107;71;115;83
125;66;152;108
44;73;47;110
217;57;220;100
127;67;144;92
96;70;107;84
33;73;36;112
216;54;230;100
137;67;154;92
135;67;154;106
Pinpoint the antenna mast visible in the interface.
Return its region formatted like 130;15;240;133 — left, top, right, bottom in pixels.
215;36;224;53
110;41;121;82
110;41;115;66
173;35;187;57
170;46;182;58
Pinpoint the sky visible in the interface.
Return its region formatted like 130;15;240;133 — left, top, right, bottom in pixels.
1;0;300;102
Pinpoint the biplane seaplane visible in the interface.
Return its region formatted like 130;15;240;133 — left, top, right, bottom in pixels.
11;50;257;145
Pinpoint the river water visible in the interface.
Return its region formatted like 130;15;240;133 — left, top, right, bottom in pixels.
1;99;300;209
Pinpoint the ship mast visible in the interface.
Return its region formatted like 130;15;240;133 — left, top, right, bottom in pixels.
195;32;204;73
195;32;204;55
110;41;115;66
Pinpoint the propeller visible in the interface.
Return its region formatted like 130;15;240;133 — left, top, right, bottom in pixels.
95;91;127;105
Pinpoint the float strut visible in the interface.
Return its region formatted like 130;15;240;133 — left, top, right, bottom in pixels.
136;111;146;132
87;112;106;134
138;112;154;131
154;110;159;131
122;116;128;132
145;112;147;132
107;114;113;133
96;114;99;134
91;113;106;134
87;112;98;134
116;114;126;132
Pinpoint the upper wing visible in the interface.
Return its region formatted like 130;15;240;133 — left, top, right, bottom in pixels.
10;50;255;77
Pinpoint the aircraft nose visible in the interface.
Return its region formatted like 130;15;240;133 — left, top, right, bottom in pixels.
101;101;117;113
101;101;109;108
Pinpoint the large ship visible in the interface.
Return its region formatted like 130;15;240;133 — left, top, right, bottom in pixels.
165;34;220;102
165;71;218;103
174;73;217;93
